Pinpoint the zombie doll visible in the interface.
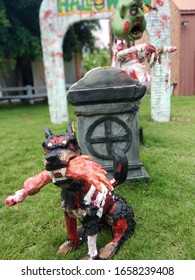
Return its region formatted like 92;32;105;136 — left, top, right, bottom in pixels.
111;0;176;87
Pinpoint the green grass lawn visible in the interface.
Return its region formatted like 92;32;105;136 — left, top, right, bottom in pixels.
0;96;194;260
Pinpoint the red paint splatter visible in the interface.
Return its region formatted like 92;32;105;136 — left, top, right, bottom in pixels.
43;10;53;20
113;70;128;77
51;52;63;58
127;53;137;60
55;52;63;58
156;0;164;7
119;70;127;75
50;39;56;45
116;162;122;173
124;21;131;34
112;219;128;242
110;204;117;213
156;30;162;39
130;70;138;80
65;215;79;247
161;14;169;23
49;136;69;144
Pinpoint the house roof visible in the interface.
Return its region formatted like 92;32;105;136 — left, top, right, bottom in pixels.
172;0;195;11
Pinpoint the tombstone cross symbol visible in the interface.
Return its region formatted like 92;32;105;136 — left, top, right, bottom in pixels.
85;116;132;160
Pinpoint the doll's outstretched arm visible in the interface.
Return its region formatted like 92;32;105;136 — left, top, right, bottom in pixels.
155;46;176;65
5;170;52;206
117;43;157;62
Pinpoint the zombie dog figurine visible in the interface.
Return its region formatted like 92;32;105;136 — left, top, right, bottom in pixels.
5;122;135;260
111;0;176;87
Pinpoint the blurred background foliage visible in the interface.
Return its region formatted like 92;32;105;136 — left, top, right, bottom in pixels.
83;48;111;74
0;0;102;74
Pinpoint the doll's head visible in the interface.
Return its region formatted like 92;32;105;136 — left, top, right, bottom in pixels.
112;0;146;41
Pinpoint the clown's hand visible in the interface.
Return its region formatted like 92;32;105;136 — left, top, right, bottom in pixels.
65;155;113;192
5;189;27;206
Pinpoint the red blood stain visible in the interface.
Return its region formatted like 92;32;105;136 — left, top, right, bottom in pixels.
118;70;127;75
116;162;122;173
112;219;128;242
55;52;63;57
127;53;137;60
124;21;131;34
156;0;164;7
43;10;53;20
161;14;169;23
156;30;162;39
130;70;138;80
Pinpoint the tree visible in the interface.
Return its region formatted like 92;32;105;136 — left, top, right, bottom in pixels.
0;0;42;85
83;48;111;74
63;20;100;61
63;20;100;80
0;0;100;86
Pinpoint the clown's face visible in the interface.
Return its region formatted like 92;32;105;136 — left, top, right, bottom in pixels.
112;0;146;41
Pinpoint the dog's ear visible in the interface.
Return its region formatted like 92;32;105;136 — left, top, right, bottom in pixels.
44;128;53;139
66;121;75;134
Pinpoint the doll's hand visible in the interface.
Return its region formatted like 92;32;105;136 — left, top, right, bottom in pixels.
5;189;27;206
160;46;176;53
65;155;113;192
144;43;158;65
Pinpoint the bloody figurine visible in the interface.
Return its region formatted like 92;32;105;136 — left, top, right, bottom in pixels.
5;122;135;260
111;0;176;87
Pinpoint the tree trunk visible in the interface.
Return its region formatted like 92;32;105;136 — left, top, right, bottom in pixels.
75;53;82;81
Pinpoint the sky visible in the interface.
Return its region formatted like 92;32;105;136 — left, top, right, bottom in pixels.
92;19;110;48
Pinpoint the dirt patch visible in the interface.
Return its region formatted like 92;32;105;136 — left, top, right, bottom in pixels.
171;116;193;123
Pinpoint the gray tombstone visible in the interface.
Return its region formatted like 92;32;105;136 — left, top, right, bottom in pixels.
67;67;149;181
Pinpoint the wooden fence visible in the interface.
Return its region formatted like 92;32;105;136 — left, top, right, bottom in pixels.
0;84;71;104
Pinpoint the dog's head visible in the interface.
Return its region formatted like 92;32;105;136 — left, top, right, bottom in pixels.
42;122;81;184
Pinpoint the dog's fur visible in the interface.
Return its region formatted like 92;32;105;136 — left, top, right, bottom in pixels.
42;122;136;259
5;122;135;260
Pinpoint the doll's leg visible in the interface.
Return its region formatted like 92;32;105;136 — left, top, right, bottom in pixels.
99;200;135;259
87;234;98;259
80;208;100;259
57;215;80;254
